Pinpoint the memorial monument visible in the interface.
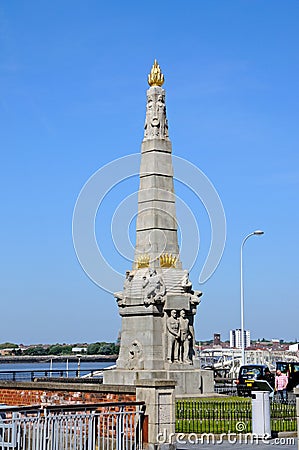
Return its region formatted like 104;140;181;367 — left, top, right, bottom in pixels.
104;61;213;394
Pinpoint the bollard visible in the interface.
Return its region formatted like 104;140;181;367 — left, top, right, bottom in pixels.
252;391;271;438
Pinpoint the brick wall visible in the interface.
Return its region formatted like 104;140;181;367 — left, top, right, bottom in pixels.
0;381;136;407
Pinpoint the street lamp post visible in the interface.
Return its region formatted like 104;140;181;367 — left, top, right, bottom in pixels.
240;230;264;366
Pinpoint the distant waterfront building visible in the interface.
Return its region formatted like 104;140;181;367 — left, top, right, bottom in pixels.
213;333;221;347
0;349;14;356
72;347;87;353
288;343;299;352
230;329;250;349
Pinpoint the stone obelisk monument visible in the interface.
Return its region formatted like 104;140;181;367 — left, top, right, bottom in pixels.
104;61;213;394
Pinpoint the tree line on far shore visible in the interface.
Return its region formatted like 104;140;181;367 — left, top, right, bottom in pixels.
0;342;119;356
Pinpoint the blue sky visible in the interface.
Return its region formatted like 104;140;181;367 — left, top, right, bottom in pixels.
1;1;298;344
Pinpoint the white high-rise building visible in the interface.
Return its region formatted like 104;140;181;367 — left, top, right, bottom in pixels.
230;329;250;349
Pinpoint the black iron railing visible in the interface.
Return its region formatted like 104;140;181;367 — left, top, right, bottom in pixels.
0;368;103;382
176;398;297;434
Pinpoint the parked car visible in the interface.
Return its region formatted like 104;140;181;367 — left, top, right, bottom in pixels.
236;364;275;396
276;361;299;391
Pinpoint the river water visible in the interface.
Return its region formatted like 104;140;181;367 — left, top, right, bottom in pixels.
0;360;115;381
0;361;113;371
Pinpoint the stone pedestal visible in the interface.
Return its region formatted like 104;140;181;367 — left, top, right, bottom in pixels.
104;367;214;396
136;379;176;450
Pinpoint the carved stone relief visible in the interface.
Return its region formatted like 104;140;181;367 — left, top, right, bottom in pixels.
181;270;202;310
127;340;144;370
142;269;166;305
181;270;192;292
144;89;169;140
114;270;134;307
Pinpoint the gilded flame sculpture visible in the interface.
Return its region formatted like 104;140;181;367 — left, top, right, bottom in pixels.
148;59;164;87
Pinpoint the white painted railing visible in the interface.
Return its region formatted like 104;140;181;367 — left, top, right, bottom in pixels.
0;403;144;450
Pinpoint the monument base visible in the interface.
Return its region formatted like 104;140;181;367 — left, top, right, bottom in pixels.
103;367;214;396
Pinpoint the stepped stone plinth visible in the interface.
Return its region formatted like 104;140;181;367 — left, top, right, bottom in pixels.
104;61;213;395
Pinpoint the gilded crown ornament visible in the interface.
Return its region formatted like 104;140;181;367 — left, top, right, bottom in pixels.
160;253;177;268
136;254;150;268
148;59;164;87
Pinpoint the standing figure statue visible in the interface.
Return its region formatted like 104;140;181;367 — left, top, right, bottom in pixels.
142;269;166;305
156;93;168;138
178;309;192;364
144;95;153;138
144;91;168;140
166;310;179;363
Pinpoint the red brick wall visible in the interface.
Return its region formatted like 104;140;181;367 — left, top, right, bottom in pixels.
0;382;136;407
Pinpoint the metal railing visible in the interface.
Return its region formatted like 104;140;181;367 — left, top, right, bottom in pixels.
176;398;297;434
271;400;297;432
0;402;145;450
0;369;104;382
176;399;252;434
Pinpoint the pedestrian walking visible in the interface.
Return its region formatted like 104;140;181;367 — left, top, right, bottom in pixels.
275;370;288;403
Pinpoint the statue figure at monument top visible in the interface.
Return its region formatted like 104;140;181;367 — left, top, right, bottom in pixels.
144;61;169;142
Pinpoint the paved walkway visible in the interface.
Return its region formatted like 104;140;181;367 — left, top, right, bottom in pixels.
178;436;297;449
